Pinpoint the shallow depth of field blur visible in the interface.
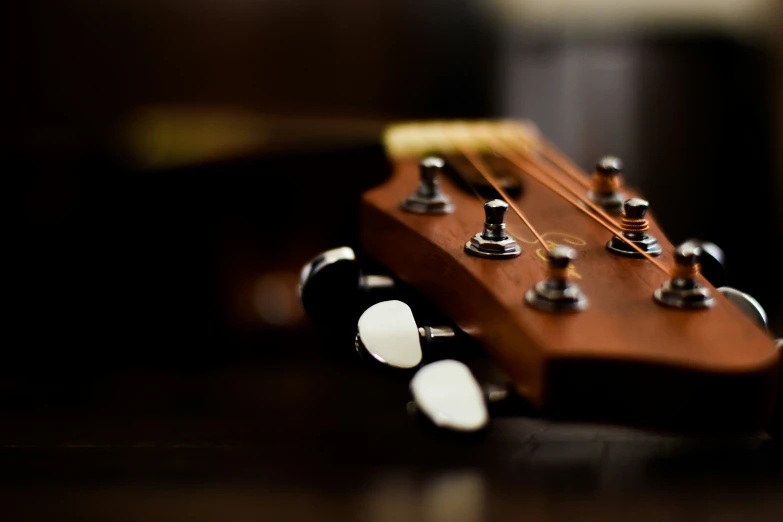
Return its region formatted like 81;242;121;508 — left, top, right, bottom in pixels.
6;0;783;343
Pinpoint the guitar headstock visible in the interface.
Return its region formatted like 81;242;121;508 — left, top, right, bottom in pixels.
355;120;779;434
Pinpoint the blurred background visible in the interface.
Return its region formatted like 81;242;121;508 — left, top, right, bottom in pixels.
5;0;783;350
3;1;783;519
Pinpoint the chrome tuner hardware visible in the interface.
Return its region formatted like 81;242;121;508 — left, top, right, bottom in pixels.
654;241;715;310
588;156;626;213
409;360;489;432
355;300;454;370
400;156;455;214
299;246;394;321
686;239;726;287
606;198;662;257
464;199;521;259
717;287;768;329
525;245;588;312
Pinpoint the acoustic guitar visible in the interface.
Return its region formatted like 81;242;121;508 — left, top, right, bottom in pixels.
300;120;782;437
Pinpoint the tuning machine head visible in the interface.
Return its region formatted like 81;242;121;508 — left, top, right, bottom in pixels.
465;199;522;259
606;198;662;257
407;360;528;432
400;156;454;214
409;360;489;432
355;300;455;370
299;246;395;322
356;300;423;369
685;239;727;287
668;242;762;327
355;302;516;433
588;155;626;213
525;245;587;312
654;241;715;310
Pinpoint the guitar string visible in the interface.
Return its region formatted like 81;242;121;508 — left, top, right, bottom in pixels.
523;132;663;247
395;123;488;208
536;138;592;190
437;123;623;258
450;124;584;247
481;126;670;275
502;128;614;210
531;135;640;238
512;139;672;274
426;124;543;248
449;125;552;255
493;132;670;274
497;127;611;214
405;122;666;273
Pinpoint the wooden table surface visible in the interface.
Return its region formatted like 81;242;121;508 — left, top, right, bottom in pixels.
2;324;782;521
5;144;782;521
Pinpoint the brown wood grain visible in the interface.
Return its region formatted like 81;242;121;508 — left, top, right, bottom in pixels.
361;156;780;434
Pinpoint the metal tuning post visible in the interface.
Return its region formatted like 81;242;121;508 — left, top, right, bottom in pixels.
654;241;715;310
464;199;521;259
299;246;395;321
525;245;588;312
355;300;455;370
409;360;489;432
400;156;455;214
606;198;662;257
685;239;727;287
588;156;626;213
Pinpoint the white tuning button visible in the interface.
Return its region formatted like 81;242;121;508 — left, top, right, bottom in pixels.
410;360;489;432
356;300;423;369
355;300;455;369
718;287;768;330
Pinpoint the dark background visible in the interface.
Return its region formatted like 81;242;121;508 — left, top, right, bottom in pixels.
3;0;783;519
5;1;782;332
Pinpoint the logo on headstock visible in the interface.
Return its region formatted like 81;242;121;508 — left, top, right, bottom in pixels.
512;231;586;279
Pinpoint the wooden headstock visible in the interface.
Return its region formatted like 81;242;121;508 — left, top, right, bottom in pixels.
359;120;779;434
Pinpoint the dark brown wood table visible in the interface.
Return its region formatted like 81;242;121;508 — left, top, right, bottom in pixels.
2;332;782;521
4;144;782;521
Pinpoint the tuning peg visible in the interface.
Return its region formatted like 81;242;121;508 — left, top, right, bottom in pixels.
606;198;662;257
465;199;521;259
299;246;395;322
717;287;768;330
400;156;455;214
526;245;588;312
685;239;727;287
654;241;715;310
588;155;626;213
409;360;489;432
355;300;455;369
407;360;532;432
